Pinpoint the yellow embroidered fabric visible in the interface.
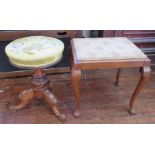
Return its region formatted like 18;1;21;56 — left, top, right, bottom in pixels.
5;36;64;68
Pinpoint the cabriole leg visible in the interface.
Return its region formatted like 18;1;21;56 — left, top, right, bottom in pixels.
129;66;151;114
71;68;81;117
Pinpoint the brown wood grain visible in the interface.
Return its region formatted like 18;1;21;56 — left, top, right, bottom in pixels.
0;68;155;123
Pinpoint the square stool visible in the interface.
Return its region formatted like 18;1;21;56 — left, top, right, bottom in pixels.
70;37;151;117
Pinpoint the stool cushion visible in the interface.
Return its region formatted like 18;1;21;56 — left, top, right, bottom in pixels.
72;37;147;61
5;36;64;68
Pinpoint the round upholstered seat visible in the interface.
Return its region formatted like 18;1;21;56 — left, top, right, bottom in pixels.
5;36;64;68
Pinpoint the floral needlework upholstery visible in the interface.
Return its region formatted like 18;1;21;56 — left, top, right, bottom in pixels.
72;37;147;61
5;36;64;68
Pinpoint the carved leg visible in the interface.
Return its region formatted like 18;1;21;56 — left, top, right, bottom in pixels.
8;88;34;112
115;68;122;86
43;90;66;122
129;66;151;114
71;68;81;117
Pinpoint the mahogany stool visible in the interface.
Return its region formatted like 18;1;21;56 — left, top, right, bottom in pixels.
5;36;66;121
70;37;151;117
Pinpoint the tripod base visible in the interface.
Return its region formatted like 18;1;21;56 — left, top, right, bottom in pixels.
8;68;66;122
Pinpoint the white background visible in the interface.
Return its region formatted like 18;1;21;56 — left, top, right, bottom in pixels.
0;0;154;30
0;0;155;155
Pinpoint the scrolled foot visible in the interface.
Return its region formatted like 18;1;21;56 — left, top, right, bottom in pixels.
74;110;80;118
8;104;18;112
129;108;140;115
8;88;34;113
58;114;66;122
